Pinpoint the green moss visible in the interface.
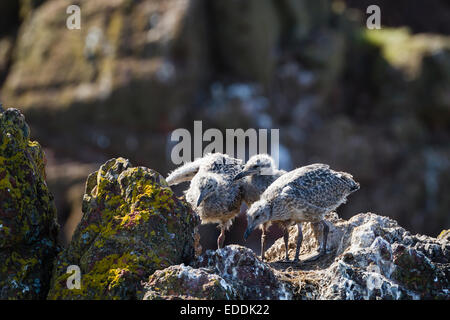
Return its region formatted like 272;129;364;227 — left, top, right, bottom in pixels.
437;229;449;240
0;108;59;299
47;158;199;299
50;252;141;299
363;27;450;79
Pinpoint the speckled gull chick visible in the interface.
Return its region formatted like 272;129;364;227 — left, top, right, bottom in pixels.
233;154;286;260
244;163;360;263
167;153;245;249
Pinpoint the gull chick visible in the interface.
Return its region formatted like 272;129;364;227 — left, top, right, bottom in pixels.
185;170;243;249
244;163;360;262
233;154;286;260
170;153;244;249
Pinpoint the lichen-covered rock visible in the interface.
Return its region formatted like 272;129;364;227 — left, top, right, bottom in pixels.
47;158;200;299
0;107;59;299
194;245;292;300
3;0;208;127
265;212;450;300
140;264;237;300
438;229;450;242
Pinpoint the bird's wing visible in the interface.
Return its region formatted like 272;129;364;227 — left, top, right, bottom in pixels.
289;164;357;209
277;185;328;218
166;159;202;185
290;164;331;188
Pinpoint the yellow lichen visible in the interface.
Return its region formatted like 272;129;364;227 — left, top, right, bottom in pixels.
47;158;198;299
364;28;450;79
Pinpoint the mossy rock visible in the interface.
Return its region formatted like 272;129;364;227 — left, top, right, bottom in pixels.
47;157;200;299
0;107;59;299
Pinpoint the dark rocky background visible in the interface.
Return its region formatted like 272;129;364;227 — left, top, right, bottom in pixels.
0;0;449;253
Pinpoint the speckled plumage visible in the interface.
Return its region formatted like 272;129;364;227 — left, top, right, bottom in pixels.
168;153;245;248
245;163;360;262
185;172;243;227
236;154;287;206
233;154;287;261
166;153;244;186
263;163;359;221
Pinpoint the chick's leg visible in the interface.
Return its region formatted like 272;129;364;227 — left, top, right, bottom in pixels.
217;224;226;249
320;220;329;255
304;220;329;262
283;226;290;262
293;223;303;262
261;224;267;261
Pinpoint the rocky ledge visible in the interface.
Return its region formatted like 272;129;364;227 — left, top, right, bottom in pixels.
0;107;449;300
265;212;449;299
140;212;449;300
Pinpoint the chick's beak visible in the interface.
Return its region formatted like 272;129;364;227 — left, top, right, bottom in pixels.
243;225;254;240
196;190;208;207
233;168;257;181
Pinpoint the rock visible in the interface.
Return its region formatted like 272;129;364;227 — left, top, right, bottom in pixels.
141;245;293;300
47;158;200;299
194;245;293;300
414;49;450;129
210;0;281;83
438;230;450;242
141;264;237;300
0;107;59;299
265;212;450;300
141;212;449;300
19;0;47;21
1;0;209;174
3;0;208;120
364;28;449;77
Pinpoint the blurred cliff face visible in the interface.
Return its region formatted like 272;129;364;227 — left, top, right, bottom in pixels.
0;0;449;250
